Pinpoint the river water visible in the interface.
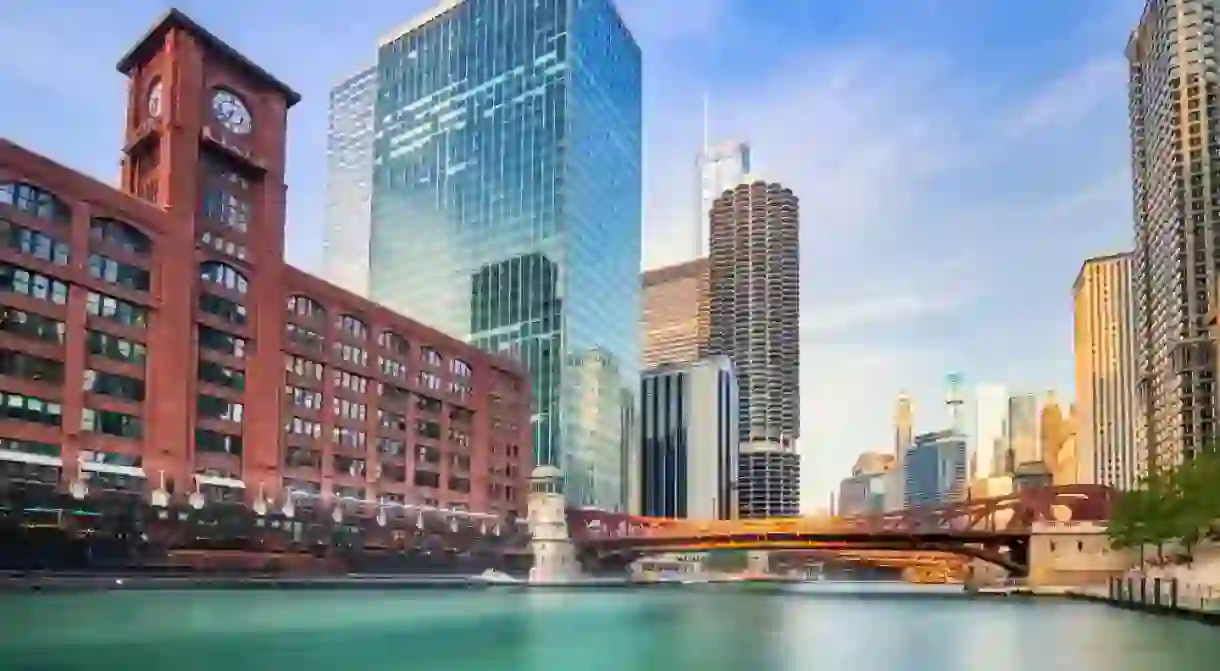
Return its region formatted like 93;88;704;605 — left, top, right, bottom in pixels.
1;583;1216;670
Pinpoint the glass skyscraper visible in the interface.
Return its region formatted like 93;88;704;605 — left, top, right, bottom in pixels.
369;0;642;509
324;66;377;297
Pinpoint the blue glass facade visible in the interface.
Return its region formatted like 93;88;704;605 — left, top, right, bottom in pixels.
904;430;967;508
369;0;642;509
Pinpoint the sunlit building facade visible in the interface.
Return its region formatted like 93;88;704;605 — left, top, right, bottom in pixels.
367;0;643;508
973;384;1007;479
1006;393;1039;469
1074;253;1139;489
323;66;377;297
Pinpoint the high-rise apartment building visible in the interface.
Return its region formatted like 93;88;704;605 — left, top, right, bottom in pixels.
974;384;1008;479
366;0;642;508
1006;393;1039;468
695;141;751;258
894;393;914;459
1128;1;1220;469
639;357;739;520
322;66;377;297
641;258;709;369
1074;253;1139;488
707;179;800;518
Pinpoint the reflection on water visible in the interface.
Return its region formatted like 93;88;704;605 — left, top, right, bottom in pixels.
0;583;1216;670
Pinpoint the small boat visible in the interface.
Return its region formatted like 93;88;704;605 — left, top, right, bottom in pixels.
473;569;520;584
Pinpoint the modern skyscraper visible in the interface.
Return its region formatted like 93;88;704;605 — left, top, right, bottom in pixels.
1128;2;1219;470
904;430;967;508
1074;253;1139;489
695;141;751;258
367;0;642;508
641;258;710;369
639;357;740;520
707;179;800;518
1006;393;1039;468
945;372;965;432
973;384;1008;479
323;66;377;297
837;451;894;517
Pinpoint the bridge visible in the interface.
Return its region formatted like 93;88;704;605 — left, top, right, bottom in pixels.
562;485;1118;579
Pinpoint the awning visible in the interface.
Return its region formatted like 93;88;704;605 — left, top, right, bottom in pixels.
80;461;146;477
0;449;62;467
195;474;246;489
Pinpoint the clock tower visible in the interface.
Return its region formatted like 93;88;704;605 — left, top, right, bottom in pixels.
114;9;301;503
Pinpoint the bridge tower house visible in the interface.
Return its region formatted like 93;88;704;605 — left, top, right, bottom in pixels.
528;466;581;583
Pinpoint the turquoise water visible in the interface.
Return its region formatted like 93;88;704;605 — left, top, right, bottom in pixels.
1;584;1217;670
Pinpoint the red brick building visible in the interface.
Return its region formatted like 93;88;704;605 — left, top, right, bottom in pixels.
0;10;531;522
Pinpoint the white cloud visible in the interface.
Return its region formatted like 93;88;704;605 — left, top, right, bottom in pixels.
1004;57;1127;137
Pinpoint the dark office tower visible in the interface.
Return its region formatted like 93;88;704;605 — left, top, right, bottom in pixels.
708;179;800;518
369;0;643;509
1128;1;1219;471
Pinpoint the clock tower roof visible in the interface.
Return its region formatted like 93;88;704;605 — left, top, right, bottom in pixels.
116;8;301;108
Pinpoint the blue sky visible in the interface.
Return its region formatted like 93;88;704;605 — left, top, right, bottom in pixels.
0;0;1144;508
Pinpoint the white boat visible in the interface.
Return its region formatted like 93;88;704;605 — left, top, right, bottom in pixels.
473;569;520;584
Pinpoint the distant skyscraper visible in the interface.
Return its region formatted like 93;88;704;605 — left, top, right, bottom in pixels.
1128;3;1217;469
707;179;800;518
640;357;740;520
894;393;914;460
323;66;377;296
1074;253;1139;489
904;430;967;508
837;451;894;517
945;372;964;432
368;0;643;509
641;258;710;369
1007;394;1039;468
973;384;1007;479
695;141;751;258
1039;391;1069;473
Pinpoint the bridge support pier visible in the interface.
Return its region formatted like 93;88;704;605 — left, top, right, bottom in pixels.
1026;521;1133;588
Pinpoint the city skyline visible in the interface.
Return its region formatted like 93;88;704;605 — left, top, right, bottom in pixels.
0;0;1143;506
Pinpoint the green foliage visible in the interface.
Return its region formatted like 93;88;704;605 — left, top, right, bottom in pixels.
1107;444;1220;557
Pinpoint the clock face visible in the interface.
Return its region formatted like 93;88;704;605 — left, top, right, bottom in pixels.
147;80;163;118
210;89;252;135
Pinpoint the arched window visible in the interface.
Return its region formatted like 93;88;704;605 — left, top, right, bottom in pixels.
337;314;368;339
200;261;249;294
0;182;70;224
421;346;442;367
451;359;472;378
287;295;325;318
90;217;152;257
377;330;409;356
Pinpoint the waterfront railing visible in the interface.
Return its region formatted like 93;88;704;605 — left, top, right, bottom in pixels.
1108;576;1220;614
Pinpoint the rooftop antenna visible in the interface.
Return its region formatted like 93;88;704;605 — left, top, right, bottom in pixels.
702;92;710;153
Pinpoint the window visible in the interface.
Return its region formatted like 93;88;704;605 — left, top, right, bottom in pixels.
333;454;366;478
333;397;367;421
379;356;408;380
286;385;323;410
377;436;406;456
90;217;152;257
414;470;440;488
416;419;441;440
197;394;244;423
451;359;472;378
0;391;62;425
86;331;146;365
86;291;149;328
88;253;151;292
199;292;246;325
198;359;245;391
379;409;407;432
286;322;324;350
199;325;246;358
378;330;409;356
82;369;145;402
286;416;322;439
0;182;70;223
333;341;368;367
337;314;368;339
0;307;64;344
418;370;442;391
0;263;68;304
200;184;249;232
196;428;242;456
421;347;442;366
334;369;368;393
285;355;324;381
284;446;321;469
0;349;64;383
333;426;366;449
81;408;141;438
448;476;471;493
0;218;69;264
200;261;249;294
287;295;325;319
198;230;245;261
